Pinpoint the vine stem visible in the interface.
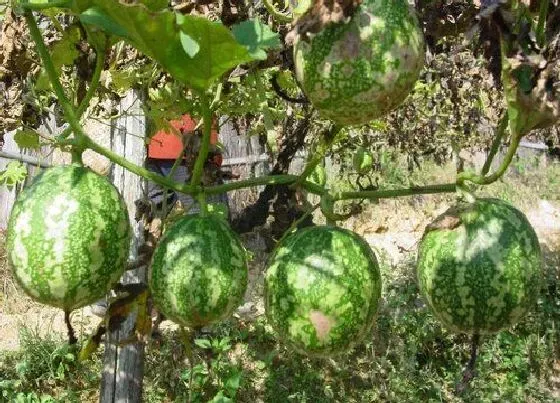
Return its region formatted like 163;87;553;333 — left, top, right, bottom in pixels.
58;39;108;141
536;0;549;48
262;0;293;23
293;125;340;187
481;113;508;176
25;10;87;152
18;0;72;10
333;183;457;201
457;128;522;185
189;92;212;189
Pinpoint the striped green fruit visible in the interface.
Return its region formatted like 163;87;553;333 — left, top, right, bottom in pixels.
149;215;248;327
265;226;382;357
417;198;542;334
294;0;425;126
6;164;131;311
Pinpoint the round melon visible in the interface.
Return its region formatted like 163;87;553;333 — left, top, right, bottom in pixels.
265;226;382;356
149;214;248;327
417;198;542;334
294;0;425;126
6;164;131;311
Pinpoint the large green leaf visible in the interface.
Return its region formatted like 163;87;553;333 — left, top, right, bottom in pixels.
74;0;254;90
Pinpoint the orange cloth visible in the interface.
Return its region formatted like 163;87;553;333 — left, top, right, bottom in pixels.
148;115;218;160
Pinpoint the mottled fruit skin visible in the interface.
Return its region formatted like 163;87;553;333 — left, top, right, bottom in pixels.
265;226;382;357
417;198;542;334
7;165;131;311
294;0;425;126
150;215;248;327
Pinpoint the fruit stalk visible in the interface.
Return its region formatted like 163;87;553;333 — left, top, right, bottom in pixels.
190;92;213;189
481;113;508;176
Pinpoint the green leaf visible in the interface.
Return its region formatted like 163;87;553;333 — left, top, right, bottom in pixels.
137;0;167;11
76;0;255;90
194;339;212;349
14;129;41;149
231;19;281;60
50;25;81;69
0;162;27;188
179;31;200;58
79;7;129;38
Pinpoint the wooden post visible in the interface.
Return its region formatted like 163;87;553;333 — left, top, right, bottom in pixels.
100;89;147;403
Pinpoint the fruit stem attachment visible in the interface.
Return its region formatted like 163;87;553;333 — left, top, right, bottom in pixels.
71;148;83;165
455;333;481;394
64;310;77;345
180;327;195;403
197;192;208;217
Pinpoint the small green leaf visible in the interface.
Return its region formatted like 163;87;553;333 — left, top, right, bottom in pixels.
232;19;281;60
194;338;212;349
0;162;27;188
14;129;41;149
179;31;200;58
